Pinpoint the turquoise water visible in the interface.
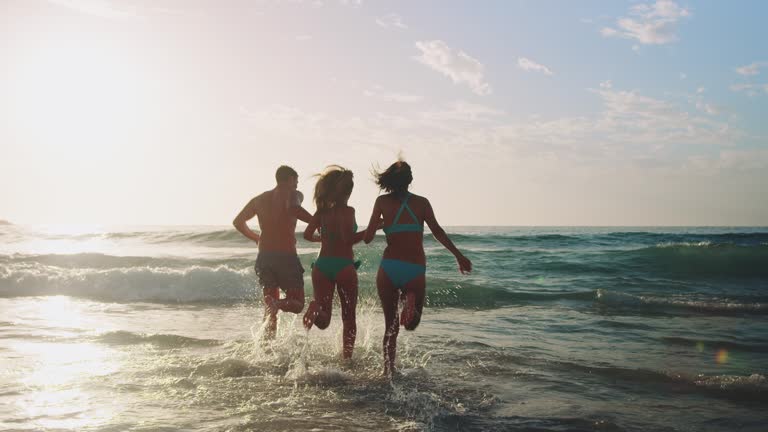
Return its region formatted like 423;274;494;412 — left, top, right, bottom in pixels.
1;224;767;430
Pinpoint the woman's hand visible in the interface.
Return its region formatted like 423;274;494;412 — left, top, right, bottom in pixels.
456;253;472;274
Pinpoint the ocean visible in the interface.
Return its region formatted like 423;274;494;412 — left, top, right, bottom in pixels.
1;223;767;431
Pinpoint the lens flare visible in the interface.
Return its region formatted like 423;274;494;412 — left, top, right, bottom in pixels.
715;349;729;364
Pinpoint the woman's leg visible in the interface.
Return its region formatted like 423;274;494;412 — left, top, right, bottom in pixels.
336;265;358;359
304;266;334;330
377;266;400;376
400;273;426;331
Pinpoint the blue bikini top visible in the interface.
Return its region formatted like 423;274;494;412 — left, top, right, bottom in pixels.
383;193;423;235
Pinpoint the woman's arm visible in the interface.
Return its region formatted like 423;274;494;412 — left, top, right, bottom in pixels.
303;212;321;242
424;199;472;274
363;197;383;244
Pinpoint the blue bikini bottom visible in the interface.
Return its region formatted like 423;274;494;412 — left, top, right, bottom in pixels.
380;259;426;290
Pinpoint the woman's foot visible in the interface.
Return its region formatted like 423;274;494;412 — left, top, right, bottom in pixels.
302;301;321;330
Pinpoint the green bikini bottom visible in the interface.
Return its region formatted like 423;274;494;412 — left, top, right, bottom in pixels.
312;256;362;282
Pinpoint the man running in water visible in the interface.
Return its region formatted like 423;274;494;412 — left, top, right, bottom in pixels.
233;165;313;339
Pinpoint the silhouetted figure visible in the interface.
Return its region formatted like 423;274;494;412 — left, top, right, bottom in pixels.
233;165;313;339
364;160;472;376
302;166;367;359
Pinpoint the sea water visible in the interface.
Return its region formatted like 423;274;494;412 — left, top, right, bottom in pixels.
1;223;767;431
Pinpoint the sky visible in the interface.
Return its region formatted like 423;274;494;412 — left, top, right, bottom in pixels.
1;0;767;226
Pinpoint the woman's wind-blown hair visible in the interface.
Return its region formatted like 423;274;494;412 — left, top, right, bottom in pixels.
313;165;354;212
373;159;412;194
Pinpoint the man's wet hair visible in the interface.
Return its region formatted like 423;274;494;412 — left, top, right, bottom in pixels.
275;165;298;183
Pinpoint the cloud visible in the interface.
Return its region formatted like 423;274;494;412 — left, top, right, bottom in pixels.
735;62;765;76
695;101;719;116
295;35;313;41
363;86;422;103
601;0;690;45
47;0;139;18
241;84;736;167
600;80;613;89
517;57;554;76
730;83;768;97
685;150;768;175
376;13;407;29
414;40;491;95
280;0;361;7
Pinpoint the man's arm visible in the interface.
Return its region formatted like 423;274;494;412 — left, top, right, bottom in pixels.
291;191;314;224
296;206;313;224
303;212;321;242
233;196;261;243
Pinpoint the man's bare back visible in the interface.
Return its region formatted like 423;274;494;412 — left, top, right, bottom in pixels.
232;166;313;339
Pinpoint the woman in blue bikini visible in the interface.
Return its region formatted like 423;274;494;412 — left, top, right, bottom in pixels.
364;160;472;376
303;166;366;359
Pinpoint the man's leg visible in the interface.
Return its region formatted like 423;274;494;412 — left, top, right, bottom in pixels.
256;256;281;340
263;287;280;340
279;287;305;313
273;254;305;314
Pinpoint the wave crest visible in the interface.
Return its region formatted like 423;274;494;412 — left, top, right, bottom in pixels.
0;262;256;303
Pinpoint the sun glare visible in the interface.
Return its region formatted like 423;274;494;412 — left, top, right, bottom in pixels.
11;297;121;429
10;37;143;138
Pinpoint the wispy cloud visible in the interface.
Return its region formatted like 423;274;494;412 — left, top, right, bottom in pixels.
363;86;422;103
414;40;491;95
241;85;735;166
730;83;768;97
376;13;407;29
279;0;362;7
601;0;690;45
517;57;554;76
695;101;719;116
47;0;139;18
735;62;766;76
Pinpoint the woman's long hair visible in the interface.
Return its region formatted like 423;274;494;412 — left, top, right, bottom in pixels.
314;165;354;212
373;159;412;194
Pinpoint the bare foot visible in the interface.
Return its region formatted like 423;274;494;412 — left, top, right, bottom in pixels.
302;301;320;330
399;291;416;328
